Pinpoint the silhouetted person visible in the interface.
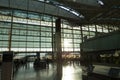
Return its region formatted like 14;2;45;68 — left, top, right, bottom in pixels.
34;58;40;66
46;58;49;67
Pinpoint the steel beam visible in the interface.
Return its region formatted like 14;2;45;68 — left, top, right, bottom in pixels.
57;0;99;6
0;0;81;20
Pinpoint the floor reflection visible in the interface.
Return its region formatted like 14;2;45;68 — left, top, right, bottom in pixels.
62;64;82;80
13;62;82;80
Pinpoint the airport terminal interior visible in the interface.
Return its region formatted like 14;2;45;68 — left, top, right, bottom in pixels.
0;0;120;80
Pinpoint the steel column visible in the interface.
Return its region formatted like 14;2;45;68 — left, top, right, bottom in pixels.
55;18;62;80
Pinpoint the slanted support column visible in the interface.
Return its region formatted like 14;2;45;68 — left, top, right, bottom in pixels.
1;51;13;80
55;18;62;80
8;9;14;51
52;17;55;61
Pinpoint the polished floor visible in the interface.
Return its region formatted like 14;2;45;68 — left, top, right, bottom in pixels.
1;62;118;80
13;62;83;80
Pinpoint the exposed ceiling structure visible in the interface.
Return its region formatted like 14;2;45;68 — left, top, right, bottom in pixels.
54;0;120;25
0;0;119;26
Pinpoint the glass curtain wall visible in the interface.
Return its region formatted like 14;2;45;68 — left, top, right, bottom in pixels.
0;8;118;53
61;20;81;52
0;9;54;52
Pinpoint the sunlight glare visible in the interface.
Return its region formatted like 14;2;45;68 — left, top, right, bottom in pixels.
63;39;71;48
62;66;74;80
